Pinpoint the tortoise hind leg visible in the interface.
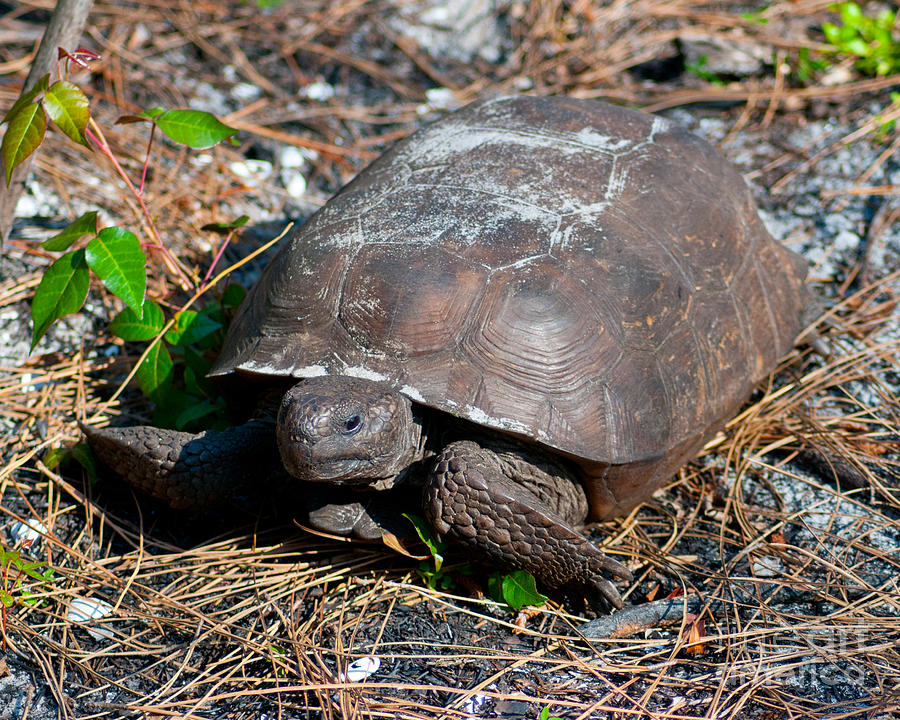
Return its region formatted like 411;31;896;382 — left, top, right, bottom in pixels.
81;420;281;509
423;439;632;609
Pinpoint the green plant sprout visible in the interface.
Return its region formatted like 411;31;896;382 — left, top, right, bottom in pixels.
822;2;900;76
791;46;831;83
405;513;548;608
403;512;455;590
875;91;900;138
684;55;726;86
539;705;564;720
0;542;54;649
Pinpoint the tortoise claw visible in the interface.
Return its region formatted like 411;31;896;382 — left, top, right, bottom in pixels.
591;576;626;611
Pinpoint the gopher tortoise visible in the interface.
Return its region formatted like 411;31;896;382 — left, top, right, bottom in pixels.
85;95;811;608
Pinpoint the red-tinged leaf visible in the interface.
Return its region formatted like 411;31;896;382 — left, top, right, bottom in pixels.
136;340;173;400
2;101;46;184
109;300;165;341
59;47;100;69
42;80;90;146
30;249;89;351
115;114;152;125
41;211;99;251
2;74;49;124
154;109;237;149
85;227;146;316
684;617;707;655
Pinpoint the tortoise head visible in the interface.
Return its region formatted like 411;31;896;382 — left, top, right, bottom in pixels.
276;376;421;488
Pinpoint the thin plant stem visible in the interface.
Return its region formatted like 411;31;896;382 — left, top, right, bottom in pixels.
85;119;194;291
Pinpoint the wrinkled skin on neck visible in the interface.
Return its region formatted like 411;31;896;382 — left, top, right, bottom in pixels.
276;376;423;490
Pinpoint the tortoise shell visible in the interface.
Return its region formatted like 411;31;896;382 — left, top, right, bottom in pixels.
211;96;809;520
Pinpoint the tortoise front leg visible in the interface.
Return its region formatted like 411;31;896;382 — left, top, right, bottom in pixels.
81;421;280;509
423;440;632;608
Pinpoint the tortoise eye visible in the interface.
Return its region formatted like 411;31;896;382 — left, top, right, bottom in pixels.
341;414;362;435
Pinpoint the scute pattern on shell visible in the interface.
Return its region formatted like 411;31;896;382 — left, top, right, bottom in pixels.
212;96;808;475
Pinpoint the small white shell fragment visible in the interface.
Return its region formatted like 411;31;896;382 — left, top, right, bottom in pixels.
9;519;48;547
279;146;305;169
304;81;335;102
462;693;487;717
191;153;214;168
229;159;273;187
341;656;380;682
20;373;48;392
231;81;262;103
67;597;115;640
285;173;307;199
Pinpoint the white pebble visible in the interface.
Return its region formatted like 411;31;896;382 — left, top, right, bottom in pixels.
191;153;214;168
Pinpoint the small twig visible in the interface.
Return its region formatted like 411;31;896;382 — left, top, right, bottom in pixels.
578;594;706;639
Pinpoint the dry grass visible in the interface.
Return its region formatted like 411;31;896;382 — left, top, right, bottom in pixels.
1;0;899;717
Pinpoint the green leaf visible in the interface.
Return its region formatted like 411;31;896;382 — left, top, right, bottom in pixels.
164;310;221;345
31;249;89;351
42;446;68;469
42;80;90;146
183;348;214;392
539;706;563;720
201;215;249;233
175;399;225;429
154;109;237;149
136;340;173;400
41;211;99;251
85;227;146;315
840;1;862;25
2;74;49;123
70;442;99;485
18;557;51;582
2;101;46;184
500;570;548;610
845;38;870;57
739;11;768;24
403;513;445;571
221;283;246;310
109;300;165;341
